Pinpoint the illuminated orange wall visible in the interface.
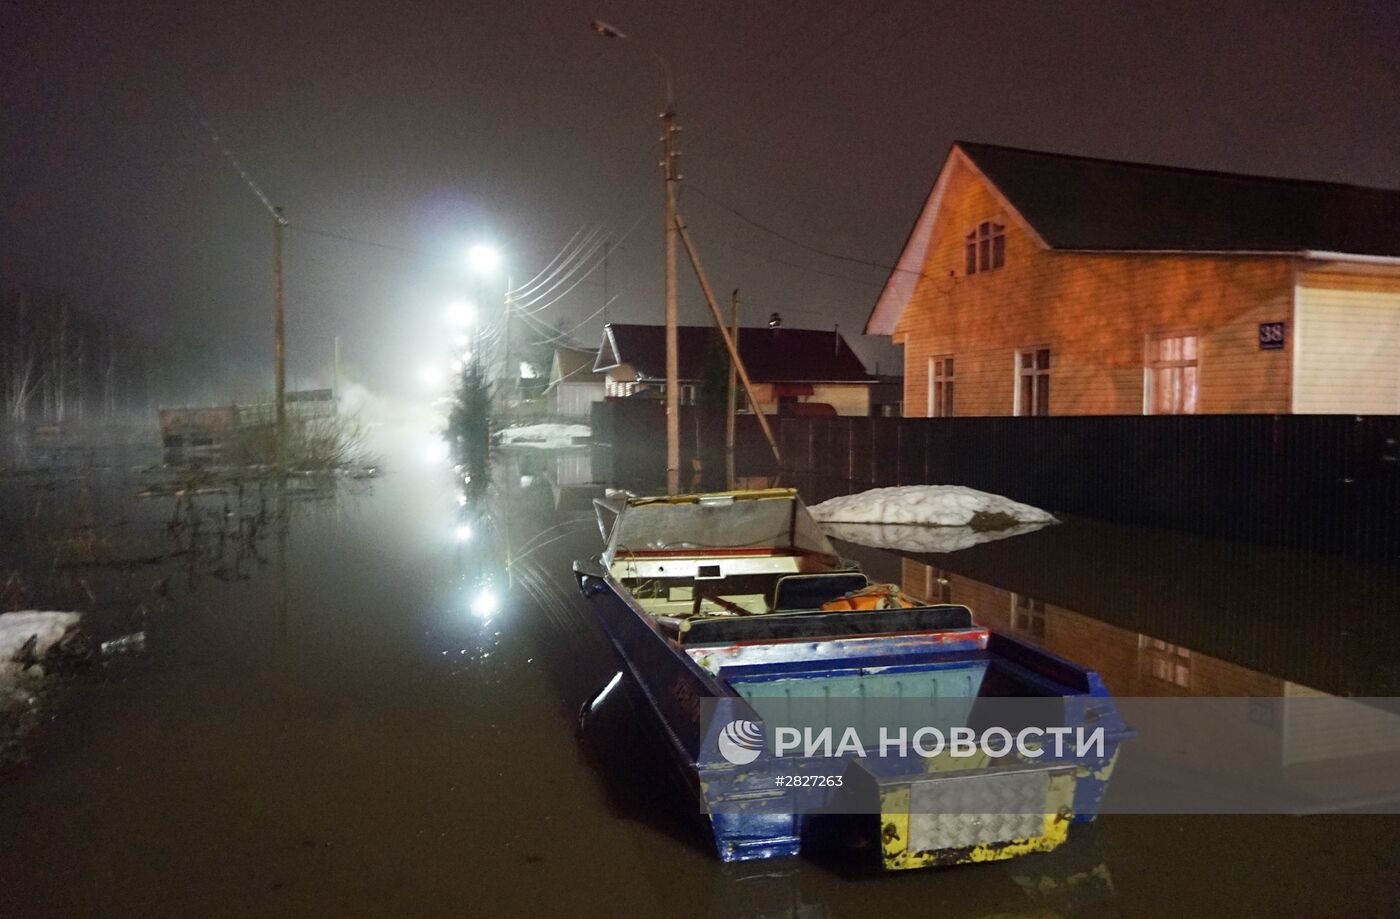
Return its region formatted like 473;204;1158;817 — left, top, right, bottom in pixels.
892;157;1296;416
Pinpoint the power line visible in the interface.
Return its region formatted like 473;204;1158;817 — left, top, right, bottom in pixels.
289;224;442;260
510;225;605;301
687;184;901;276
186;100;280;220
511;225;588;295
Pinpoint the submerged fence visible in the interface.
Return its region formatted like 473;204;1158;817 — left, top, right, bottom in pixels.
776;415;1400;564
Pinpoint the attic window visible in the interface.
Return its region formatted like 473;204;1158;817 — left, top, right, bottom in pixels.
964;221;1005;275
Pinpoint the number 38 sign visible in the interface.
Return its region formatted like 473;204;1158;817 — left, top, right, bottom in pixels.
1259;321;1286;351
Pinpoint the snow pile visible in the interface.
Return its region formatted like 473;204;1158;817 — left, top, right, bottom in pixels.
809;485;1056;528
820;520;1051;554
496;423;590;449
0;611;81;686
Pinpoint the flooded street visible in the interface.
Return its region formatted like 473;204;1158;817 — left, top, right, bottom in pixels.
3;432;1399;918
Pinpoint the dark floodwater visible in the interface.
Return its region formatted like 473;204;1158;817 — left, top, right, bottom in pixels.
2;432;1399;917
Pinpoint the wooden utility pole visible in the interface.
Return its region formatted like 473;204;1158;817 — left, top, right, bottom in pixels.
726;289;740;489
273;206;288;472
674;220;782;470
662;105;681;494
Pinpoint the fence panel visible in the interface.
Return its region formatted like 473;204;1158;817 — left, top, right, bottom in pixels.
778;414;1400;563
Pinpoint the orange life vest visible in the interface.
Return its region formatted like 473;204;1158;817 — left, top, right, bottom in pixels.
820;583;918;611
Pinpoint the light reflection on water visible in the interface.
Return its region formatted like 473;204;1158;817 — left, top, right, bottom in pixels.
4;431;1400;916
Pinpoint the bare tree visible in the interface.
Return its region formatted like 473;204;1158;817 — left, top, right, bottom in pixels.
2;290;43;424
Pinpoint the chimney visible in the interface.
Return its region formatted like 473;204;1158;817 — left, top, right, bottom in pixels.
768;312;782;329
833;323;840;355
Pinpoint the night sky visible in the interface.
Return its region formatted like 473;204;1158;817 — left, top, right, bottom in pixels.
4;1;1399;398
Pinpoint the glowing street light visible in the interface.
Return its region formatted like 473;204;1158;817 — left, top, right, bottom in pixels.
445;299;476;328
419;363;445;388
471;587;498;618
466;243;502;276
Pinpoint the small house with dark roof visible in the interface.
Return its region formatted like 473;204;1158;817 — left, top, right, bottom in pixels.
868;142;1400;417
546;346;609;417
593;321;876;416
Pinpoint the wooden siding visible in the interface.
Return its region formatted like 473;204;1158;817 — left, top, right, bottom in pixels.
551;382;605;418
810;384;870;417
893;158;1295;416
1294;273;1400;414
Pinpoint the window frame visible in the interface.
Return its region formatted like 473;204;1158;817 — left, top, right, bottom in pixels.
927;354;955;417
1014;347;1052;416
963;221;1006;275
1139;634;1193;689
1143;332;1200;415
1010;593;1047;639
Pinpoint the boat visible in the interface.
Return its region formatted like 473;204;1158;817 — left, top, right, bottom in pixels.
573;487;1130;870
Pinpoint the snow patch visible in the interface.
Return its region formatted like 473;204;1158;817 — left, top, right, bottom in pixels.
809;485;1055;527
496;423;590;449
0;611;81;686
821;520;1050;554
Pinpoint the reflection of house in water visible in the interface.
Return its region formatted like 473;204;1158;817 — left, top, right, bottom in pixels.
547;448;599;512
497;445;600;513
899;557;1288;697
898;556;1400;810
836;511;1400;699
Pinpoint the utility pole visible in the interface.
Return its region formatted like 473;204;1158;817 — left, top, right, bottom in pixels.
675;220;782;471
273;206;288;472
332;335;341;404
662;102;681;494
502;276;513;412
726;289;740;489
588;19;684;492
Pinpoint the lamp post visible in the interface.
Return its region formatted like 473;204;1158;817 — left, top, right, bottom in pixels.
464;243;502;383
592;19;682;494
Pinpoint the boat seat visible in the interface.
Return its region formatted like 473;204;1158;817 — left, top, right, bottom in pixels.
680;604;976;645
771;572;869;612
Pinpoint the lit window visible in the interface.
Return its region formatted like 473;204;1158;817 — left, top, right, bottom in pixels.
1015;348;1050;416
964;221;1006;275
928;355;955;417
1145;334;1199;415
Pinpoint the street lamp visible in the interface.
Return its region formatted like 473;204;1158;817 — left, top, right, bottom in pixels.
466;243;502;277
592;18;682;494
460;243;505;396
445;299;476;328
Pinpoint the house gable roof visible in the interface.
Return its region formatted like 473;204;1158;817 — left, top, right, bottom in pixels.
867;141;1400;335
549;346;608;387
961;141;1400;256
594;323;874;383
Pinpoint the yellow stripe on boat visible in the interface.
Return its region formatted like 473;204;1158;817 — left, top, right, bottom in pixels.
879;771;1076;870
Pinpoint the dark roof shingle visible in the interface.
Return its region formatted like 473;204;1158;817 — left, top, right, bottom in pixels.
600;324;873;383
959;141;1400;256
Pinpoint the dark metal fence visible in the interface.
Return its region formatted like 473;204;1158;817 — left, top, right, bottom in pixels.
777;415;1400;564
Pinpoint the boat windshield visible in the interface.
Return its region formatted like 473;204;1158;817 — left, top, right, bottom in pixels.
609;491;836;559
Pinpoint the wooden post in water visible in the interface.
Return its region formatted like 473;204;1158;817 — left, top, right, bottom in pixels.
273;207;288;472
